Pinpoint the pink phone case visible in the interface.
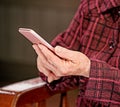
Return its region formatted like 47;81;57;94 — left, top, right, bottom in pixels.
19;28;54;51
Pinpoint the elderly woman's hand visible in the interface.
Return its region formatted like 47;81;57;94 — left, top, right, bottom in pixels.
33;44;90;83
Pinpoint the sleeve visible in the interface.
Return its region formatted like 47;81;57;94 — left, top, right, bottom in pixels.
84;58;120;105
51;1;84;51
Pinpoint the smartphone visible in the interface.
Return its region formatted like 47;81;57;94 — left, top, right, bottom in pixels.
18;28;54;52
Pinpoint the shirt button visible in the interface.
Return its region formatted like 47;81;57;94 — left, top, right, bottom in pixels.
118;10;120;16
109;41;116;49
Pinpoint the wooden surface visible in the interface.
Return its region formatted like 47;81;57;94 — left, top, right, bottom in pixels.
0;78;55;107
0;77;68;107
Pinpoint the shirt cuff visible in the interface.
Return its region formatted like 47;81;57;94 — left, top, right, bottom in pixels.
84;58;120;105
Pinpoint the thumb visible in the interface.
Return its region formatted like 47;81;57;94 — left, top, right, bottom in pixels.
55;46;75;60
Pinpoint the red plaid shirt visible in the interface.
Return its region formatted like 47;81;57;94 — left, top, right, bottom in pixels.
40;0;120;106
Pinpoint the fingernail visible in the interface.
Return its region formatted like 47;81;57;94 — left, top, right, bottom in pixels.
32;45;36;50
48;77;53;83
48;79;52;83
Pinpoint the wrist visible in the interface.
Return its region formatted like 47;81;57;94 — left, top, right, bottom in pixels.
81;58;91;78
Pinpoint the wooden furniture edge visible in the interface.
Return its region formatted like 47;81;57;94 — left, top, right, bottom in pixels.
0;77;59;107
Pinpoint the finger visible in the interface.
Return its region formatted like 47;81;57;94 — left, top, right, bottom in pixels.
38;61;59;82
33;44;61;80
33;44;58;76
37;54;58;78
48;73;61;83
37;56;58;80
38;44;62;67
34;45;54;70
32;44;41;56
55;46;79;61
47;73;57;83
37;57;51;76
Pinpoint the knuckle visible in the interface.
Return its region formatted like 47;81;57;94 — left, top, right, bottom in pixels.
59;66;69;76
60;63;76;76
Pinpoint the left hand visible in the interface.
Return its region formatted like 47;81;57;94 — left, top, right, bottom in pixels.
33;44;90;82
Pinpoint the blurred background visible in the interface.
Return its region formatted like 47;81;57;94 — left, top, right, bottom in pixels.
0;0;80;106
